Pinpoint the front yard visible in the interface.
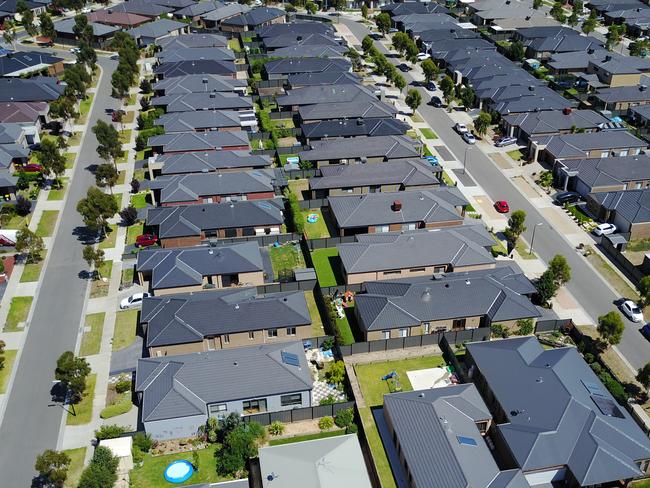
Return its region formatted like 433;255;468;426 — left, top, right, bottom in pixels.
79;312;105;357
99;224;118;249
113;309;139;352
5;296;33;331
67;373;96;425
0;349;17;393
90;260;113;298
20;251;46;282
63;447;86;488
36;210;59;237
311;248;340;287
420;128;438;139
127;223;144;245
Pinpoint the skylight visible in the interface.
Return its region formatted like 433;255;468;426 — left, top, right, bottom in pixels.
456;436;478;446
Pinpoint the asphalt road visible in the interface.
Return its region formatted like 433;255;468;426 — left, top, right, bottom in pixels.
341;17;650;369
0;52;117;486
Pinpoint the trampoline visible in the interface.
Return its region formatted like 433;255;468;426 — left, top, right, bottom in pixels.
164;460;194;484
306;213;319;223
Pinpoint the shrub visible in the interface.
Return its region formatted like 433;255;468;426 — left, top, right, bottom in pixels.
15;195;31;216
490;323;510;339
590;362;602;375
334;408;354;428
597;370;628;404
95;424;128;440
131;446;144;464
283;188;304;233
318;416;334;430
345;424;358;434
515;318;534;336
78;446;118;488
115;379;131;394
319;395;337;406
132;432;153;453
268;421;285;436
325;361;346;385
119;206;138;226
321;337;335;351
583;353;595;364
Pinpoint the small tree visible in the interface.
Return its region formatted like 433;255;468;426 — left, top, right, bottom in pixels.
421;58;440;84
77;187;118;235
215;423;264;477
393;73;406;91
548;254;571;287
191;450;200;472
597;311;625;347
630;38;650;57
15;195;31;216
538;170;553;189
35;449;71;488
268;421;285;436
2;20;17;49
405;89;422;112
15;226;44;263
503;209;526;254
536;269;559;307
38;138;66;181
582;10;598;34
39;12;56;42
636;362;650;389
509;40;525;61
306;1;317;14
83;246;105;279
606;24;625;51
95;163;119;193
638;275;650;305
460;85;476;108
474;111;491;138
325;360;345;385
361;4;368;18
77;446;118;488
440;75;455;106
375;12;391;35
362;35;375;55
533;0;542;8
318;416;334;431
55;351;90;404
550;1;566;23
92;120;123;165
516;318;534;336
334;408;354;428
119;206;138;226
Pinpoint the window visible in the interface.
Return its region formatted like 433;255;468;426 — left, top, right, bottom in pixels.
223;334;230;344
452;318;466;330
600;151;609;158
382;330;390;339
249;331;255;340
423;322;430;334
378;225;389;233
243;398;267;414
405;223;416;231
409;267;426;273
476;421;488;433
268;328;278;338
342;187;354;193
619;150;629;157
434;266;446;274
287;327;296;336
208;403;227;417
280;393;302;406
383;270;401;275
399;328;408;338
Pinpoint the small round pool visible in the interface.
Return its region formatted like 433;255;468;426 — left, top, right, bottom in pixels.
164;460;194;484
307;213;319;223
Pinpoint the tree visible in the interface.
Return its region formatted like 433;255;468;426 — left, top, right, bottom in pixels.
39;11;56;42
15;226;44;263
215;423;264;477
394;73;406;91
405;89;422;112
538;170;553;188
63;63;91;99
55;351;90;404
597;311;625;347
392;32;409;54
130;177;140;194
548;254;571;287
460;85;476;108
630;38;650;57
639;275;650;305
49;96;78;131
119;206;138;226
2;20;17;49
606;24;625;51
82;245;105;278
77;41;97;70
73;14;91;43
536;269;559;306
38;138;66;181
474;111;491;137
440;75;455;105
325;360;345;384
35;449;71;488
334;407;354;428
345;47;362;71
509;40;525;61
362;35;375;55
550;1;566;23
375;12;391;35
15;195;30;216
637;362;650;389
405;39;419;63
76;187;118;235
77;446;118;488
111;68;131;99
532;0;542;9
17;0;36;36
92;120;123;165
0;340;5;371
504;209;526;254
361;3;368;18
582;10;598;34
94;164;118;193
568;10;579;26
421;58;440;84
305;1;317;14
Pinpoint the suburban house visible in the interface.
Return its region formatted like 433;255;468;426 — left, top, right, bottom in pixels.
464;337;650;486
256;20;333;40
591;84;650;112
140;288;313;356
145;199;284;247
309;159;441;199
154;110;257;133
172;1;222;22
354;265;540;341
587;188;650;239
501;109;609;143
271;44;347;59
147;151;271;177
151;92;253;113
199;3;251;29
135;242;265;295
586;54;650;87
0;101;47;127
108;0;174;18
148;169;282;206
219;7;285;33
263;58;351;82
301;117;407;142
0;51;64;77
135;341;312;440
153;60;238;80
530;131;647;164
298;101;398;125
288;71;359;89
338;226;496;285
127;18;189;47
155;47;235;64
152;74;247;96
383;384;530;488
86;9;150;28
0;77;64;103
147;130;250;155
628;104;650;130
328;188;467;236
156;33;228;49
261;31;340;51
0;171;18;199
53;18;120;49
256;435;372;488
277;84;377;112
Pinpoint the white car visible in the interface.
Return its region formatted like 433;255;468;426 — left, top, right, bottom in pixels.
417;52;431;61
120;292;150;310
621;300;644;322
69;47;80;54
593;223;617;236
462;132;476;144
81;7;91;13
454;123;468;134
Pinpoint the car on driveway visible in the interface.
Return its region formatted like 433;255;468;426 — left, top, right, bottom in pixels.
417;52;431;61
16;163;43;173
397;63;410;72
389;27;398;33
495;136;517;147
593;223;617;236
621;300;644;322
462;132;476;144
641;323;650;341
120;292;150;310
425;82;436;91
423;155;438;165
430;96;442;107
135;234;158;248
554;191;581;205
454;123;468;134
69;47;80;54
494;200;510;213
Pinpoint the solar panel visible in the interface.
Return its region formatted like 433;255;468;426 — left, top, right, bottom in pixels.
281;351;300;367
581;379;604;397
591;395;625;418
456;436;478;446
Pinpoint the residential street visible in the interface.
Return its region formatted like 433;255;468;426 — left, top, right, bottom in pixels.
339;17;650;370
0;53;118;486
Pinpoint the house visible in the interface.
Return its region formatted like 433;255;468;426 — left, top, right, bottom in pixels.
465;337;650;486
381;1;448;17
140;288;313;356
383;384;530;488
0;123;38;147
135;242;265;294
220;7;285;33
53;18;119;49
328;187;467;236
586;53;650;87
501;109;610;143
288;71;359;89
151;0;196;9
354;265;540;340
0;171;18;199
298;101;398;125
145;199;284;247
298;135;420;168
152;74;246;96
530;131;647;164
147;150;271;177
0;101;47;127
0;0;46;22
256;20;333;39
263;58;351;81
0;144;28;169
522;33;603;61
628;103;650;129
153;59;238;80
591;84;650;112
200;3;251;29
154;110;257;133
261;32;340;51
155;47;235;64
0;51;64;77
108;0;174;19
147;130;250;155
587;188;650;238
151;93;252;113
127;19;189;47
172;0;221;22
270;44;347;59
277;84;377;112
135;342;312;440
148;169;283;206
554;155;650;196
156;33;228;50
86;9;150;28
302;117;407;142
256;435;372;488
309;159;441;199
338;225;496;285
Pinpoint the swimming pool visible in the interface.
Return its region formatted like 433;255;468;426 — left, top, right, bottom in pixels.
164;459;194;484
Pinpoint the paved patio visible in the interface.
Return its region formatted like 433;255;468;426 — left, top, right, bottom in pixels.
406;367;451;390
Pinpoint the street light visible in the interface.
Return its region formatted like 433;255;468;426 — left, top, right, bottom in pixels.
529;222;543;255
463;146;472;174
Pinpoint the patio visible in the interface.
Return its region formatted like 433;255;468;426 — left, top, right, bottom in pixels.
406;367;452;390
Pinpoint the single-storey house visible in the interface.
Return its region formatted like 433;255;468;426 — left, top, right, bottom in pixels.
87;9;150;28
154;110;257;133
263;57;351;82
298;101;397;124
135;341;312;439
147;150;271;177
530;131;647;164
172;0;221;22
261;31;340;51
155;47;235;65
220;7;285;33
501;109;609;143
591;84;650;112
151;92;252;113
0;77;63;102
271;44;347;59
0;51;64;77
199;3;250;29
53;18;119;49
0;101;47;127
145;199;284;247
153;59;237;80
302;117;407;142
156;33;228;50
276;83;375;112
288;71;359;89
554;155;650;195
587;188;650;239
152;74;246;97
127;19;189;47
136;242;265;294
140;288;313;356
148;130;250;155
108;0;174;18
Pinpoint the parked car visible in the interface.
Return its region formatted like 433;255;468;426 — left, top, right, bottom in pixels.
397;63;410;72
135;234;158;248
423;155;439;165
388;27;398;33
641;323;650;341
417;52;431;61
430;96;442;107
425;82;436;91
495;136;517;147
80;7;91;13
69;47;80;54
462;132;476;144
593;223;617;236
16;163;43;173
494;200;510;213
621;300;644;322
554;191;581;205
454;123;468;134
120;292;151;310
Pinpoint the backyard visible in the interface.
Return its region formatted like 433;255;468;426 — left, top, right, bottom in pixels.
311;248;340;287
303;208;330;239
268;242;305;277
269;429;346;446
304;290;325;337
113;309;139;352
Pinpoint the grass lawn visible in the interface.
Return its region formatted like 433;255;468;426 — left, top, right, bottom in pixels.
355;355;446;407
131;192;149;209
134;168;146;181
130;444;230;488
127;223;144;245
122;266;134;286
268;242;305;276
335;305;355;345
100;390;132;419
441;170;455;186
68;132;82;146
20;252;46;282
269;429;346;446
63;447;86;488
311;248;339;287
64;152;76;169
585;246;640;302
303;208;330;239
36;210;59;237
423;145;433;157
565;204;593;224
507;149;523;161
411;112;423;123
5;296;33;331
117;170;126;185
228;38;241;51
515;240;537;260
79;312;105;357
0;349;17;393
287;179;308;200
47;178;69;200
627;238;650;252
113;309;138;352
359;406;396;488
115;151;129;164
136;149;150;161
304;290;324;337
420;128;438;139
99;224;118;249
75;93;94;124
67;373;96;425
114;193;124;209
90;260;112;298
278;153;299;165
119;129;132;144
126;93;137;106
631;479;650;487
123;111;135;123
1;212;30;229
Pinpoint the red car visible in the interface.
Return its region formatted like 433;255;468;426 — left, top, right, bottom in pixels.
16;164;43;173
135;234;158;248
494;200;510;213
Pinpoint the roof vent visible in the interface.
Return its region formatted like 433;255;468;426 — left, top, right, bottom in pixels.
421;287;431;301
563;107;572;115
202;77;208;83
391;200;402;211
605;55;612;62
528;85;535;91
233;361;238;366
209;93;216;98
587;48;594;54
465;279;471;285
357;118;364;125
208;248;213;254
267;473;277;481
444;283;450;288
525;15;530;20
641;85;648;92
418;392;425;398
235;304;239;309
536;377;543;383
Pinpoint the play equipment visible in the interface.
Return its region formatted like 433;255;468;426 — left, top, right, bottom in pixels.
306;213;319;223
164;460;194;484
381;371;398;381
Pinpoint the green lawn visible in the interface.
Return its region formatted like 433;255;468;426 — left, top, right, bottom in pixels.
423;145;433;157
627;238;650;252
64;152;76;169
79;313;105;357
20;252;46;282
411;112;423;123
278;153;299;165
303;208;330;239
122;267;134;286
75;93;94;124
67;373;96;425
47;179;68;201
565;204;593;224
359;407;396;488
515;240;537;260
131;192;149;209
63;447;87;488
311;248;339;287
127;223;144;245
68;132;82;147
113;193;124;209
123;111;135;123
355;355;446;407
117;170;126;185
99;224;118;249
631;480;650;488
441;170;455;186
0;349;17;393
100;390;132;419
130;445;231;488
1;212;30;229
113;309;138;352
119;129;132;144
420;128;438;139
126;93;137;106
268;243;305;276
507;149;523;161
5;296;33;331
269;429;346;446
335;305;355;345
115;151;129;164
90;260;112;298
36;210;59;237
227;38;241;51
304;290;325;337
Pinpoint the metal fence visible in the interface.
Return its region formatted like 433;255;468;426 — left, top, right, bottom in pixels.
535;318;574;334
242;401;355;426
298;198;328;210
201;233;302;247
285;168;320;179
256;279;317;294
269;110;295;119
306;235;357;250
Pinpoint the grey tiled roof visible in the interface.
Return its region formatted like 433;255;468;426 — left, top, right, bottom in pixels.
156;33;228;49
173;1;221;18
299;135;420;162
54;17;120;36
136;242;263;290
156;47;235;63
590;188;650;223
263;32;340;49
200;3;250;22
594;85;650;104
302;117;407;138
256;21;332;38
154;110;244;132
503;110;609;136
127;18;187;40
0;101;46;124
220;7;284;27
278;83;375;107
288;71;359;87
538;131;647;159
271;44;347;59
299;101;397;122
148;130;250;152
559;155;650;191
153;60;237;79
109;0;173;16
0;123;25;144
0;77;64;102
136;341;312;422
153;74;247;95
264;57;350;75
151;92;252;112
355;265;540;331
466;337;650;485
153;150;271;175
140;287;311;347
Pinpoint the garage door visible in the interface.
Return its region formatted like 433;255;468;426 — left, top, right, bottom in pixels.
525;468;566;485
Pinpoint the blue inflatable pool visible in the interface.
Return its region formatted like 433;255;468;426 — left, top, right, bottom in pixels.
164;460;194;484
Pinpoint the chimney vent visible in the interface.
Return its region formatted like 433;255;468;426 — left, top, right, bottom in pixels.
391;200;402;211
563;107;572;115
641;85;648;92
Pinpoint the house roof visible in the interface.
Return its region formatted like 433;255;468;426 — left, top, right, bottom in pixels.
0;143;28;167
258;435;372;488
302;117;407;139
278;83;375;108
152;150;271;175
148;130;250;153
0;51;62;77
537;131;647;159
263;32;340;50
264;57;350;76
355;264;540;331
384;384;529;488
256;21;332;38
151;92;251;112
382;1;449;16
590;188;650;223
140;287;311;347
271;44;347;59
156;33;228;49
338;225;495;275
153;59;237;78
503;109;609;136
146;198;284;239
127;18;186;41
595;84;650;104
220;7;285;27
299;101;398;122
0;169;18;187
0;77;64;102
156;47;235;64
299;135;420;162
466;337;650;485
559;155;650;190
109;0;173;17
329;187;466;230
287;71;360;88
154;110;245;132
0;123;25;144
135;341;312;422
152;74;246;95
174;0;221;18
54;17;120;37
0;101;46;123
0;0;42;14
629;103;650;120
200;3;250;22
87;9;150;27
525;34;603;55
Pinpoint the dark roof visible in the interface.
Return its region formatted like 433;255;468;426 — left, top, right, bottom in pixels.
264;57;350;75
154;59;236;78
299;135;420;162
299;101;397;122
127;18;187;42
271;44;347;59
109;0;173;17
152;74;246;95
140;288;311;347
173;0;221;18
525;34;603;55
152;150;271;175
263;32;340;50
151;92;251;112
594;85;650;104
146;199;284;239
87;9;150;27
0;101;46;123
0;51;62;77
220;7;285;27
466;337;650;485
154;110;246;132
200;3;250;22
156;47;235;64
0;0;42;14
148;130;250;152
590;188;650;223
288;71;359;88
0;77;64;102
256;21;332;38
151;0;195;8
278;83;375;108
503;109;609;136
54;17;120;37
136;341;312;422
382;1;449;16
537;131;647;159
302;117;407;138
558;155;650;190
156;33;228;49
